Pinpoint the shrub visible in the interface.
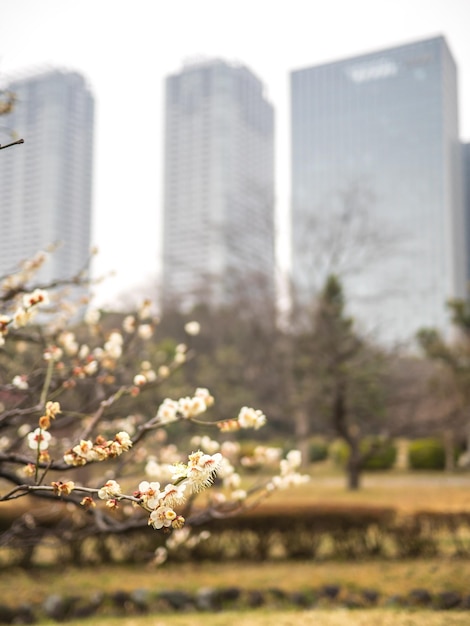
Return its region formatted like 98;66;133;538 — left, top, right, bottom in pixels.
408;438;446;470
330;437;397;470
308;438;329;463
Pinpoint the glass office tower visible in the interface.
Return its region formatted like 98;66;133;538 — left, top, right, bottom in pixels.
0;69;94;286
464;143;470;285
162;59;275;310
291;36;465;344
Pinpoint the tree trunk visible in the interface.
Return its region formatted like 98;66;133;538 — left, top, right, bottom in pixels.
346;441;362;490
295;408;310;469
443;429;455;472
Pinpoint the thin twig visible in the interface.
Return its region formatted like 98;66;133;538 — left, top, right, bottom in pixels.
0;138;24;150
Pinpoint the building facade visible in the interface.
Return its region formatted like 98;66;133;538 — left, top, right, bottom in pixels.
290;36;466;344
0;69;94;287
464;143;470;285
162;59;275;310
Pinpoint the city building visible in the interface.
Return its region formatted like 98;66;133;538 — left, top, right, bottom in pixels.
162;59;275;311
464;143;470;284
290;36;466;344
0;68;94;289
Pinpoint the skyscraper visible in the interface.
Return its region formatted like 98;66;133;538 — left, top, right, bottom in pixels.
464;143;470;283
162;59;275;310
0;68;94;286
290;36;466;344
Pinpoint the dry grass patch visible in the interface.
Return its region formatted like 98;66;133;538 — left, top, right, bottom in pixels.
40;609;470;626
3;558;470;605
262;470;470;513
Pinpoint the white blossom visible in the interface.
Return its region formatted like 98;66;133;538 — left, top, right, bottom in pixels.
27;428;51;451
184;321;201;336
237;406;266;430
98;479;122;500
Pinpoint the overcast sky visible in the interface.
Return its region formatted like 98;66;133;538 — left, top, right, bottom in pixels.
1;0;469;307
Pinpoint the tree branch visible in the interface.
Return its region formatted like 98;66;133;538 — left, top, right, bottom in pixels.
0;138;24;150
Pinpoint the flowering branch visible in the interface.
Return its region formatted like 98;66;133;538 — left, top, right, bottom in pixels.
0;256;309;566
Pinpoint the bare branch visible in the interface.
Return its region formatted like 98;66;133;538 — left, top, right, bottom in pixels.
0;138;24;150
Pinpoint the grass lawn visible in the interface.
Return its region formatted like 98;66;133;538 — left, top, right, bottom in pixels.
2;468;470;624
37;609;470;626
2;558;470;605
263;465;470;513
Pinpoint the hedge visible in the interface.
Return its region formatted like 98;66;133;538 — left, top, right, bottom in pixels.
408;438;446;470
330;437;397;470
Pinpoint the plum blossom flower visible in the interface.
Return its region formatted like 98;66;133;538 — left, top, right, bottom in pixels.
237;406;266;430
158;365;170;378
172;450;223;494
156;398;179;424
191;435;220;454
148;505;177;529
104;331;123;359
133;374;147;387
58;331;79;355
195;387;214;407
137;480;162;508
178;395;206;418
138;300;152;320
12;307;36;328
27;428;51;451
122;315;136;333
267;449;310;491
114;431;133;451
231;489;247;501
174;343;187;364
98;479;122;500
160;483;186;508
138;324;153;340
152;546;168;566
217;419;241;432
84;308;101;325
45;401;61;419
23;289;49;309
22;463;36;477
12;375;28;389
0;315;10;343
51;480;75;496
78;344;90;359
83;360;98;376
43;345;63;362
132;366;157;384
184;321;200;336
73;439;103;462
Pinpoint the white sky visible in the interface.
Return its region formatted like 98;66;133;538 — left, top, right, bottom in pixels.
1;0;469;307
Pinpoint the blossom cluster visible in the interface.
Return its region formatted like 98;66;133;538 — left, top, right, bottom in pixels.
267;449;310;491
217;406;267;432
0;288;49;345
25;400;62;465
0;261;310;553
156;388;214;424
1;252;47;293
63;431;133;466
94;449;223;529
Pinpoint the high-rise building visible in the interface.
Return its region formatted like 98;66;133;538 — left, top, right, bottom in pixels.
290;36;466;344
162;59;275;310
0;68;94;286
464;143;470;283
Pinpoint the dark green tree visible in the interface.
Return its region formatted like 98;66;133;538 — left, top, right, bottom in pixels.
293;274;387;489
416;298;470;466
